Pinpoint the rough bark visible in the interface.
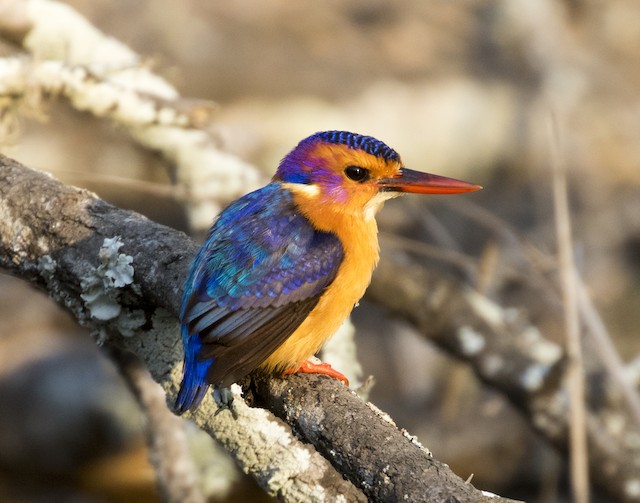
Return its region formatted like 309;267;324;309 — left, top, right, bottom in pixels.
0;156;366;503
254;373;499;503
0;155;518;503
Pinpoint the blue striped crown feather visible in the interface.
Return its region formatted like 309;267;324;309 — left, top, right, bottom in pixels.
275;130;400;185
304;130;400;162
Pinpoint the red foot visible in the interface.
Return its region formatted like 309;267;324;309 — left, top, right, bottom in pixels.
283;359;349;386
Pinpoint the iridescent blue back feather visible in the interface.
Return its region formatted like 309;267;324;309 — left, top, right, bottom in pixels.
175;183;344;413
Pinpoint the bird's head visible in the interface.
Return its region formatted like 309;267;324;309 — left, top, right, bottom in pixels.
274;131;481;220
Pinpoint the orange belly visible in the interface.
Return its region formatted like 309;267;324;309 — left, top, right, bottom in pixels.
260;194;380;372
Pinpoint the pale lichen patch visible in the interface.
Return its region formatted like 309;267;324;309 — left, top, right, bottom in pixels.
81;277;122;320
625;479;640;498
218;385;339;499
366;401;397;427
116;308;146;337
80;236;138;328
520;363;550;392
457;325;486;356
37;254;57;283
100;236;134;287
521;326;562;366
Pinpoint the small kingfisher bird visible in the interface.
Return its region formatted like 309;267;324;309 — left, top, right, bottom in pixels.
175;130;481;413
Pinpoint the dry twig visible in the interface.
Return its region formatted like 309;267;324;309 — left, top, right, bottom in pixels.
549;114;589;502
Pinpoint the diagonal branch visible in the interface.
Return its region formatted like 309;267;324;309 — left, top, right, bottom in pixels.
0;155;364;503
0;155;517;503
367;253;640;502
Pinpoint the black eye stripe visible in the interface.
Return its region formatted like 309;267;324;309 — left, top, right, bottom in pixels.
344;165;370;183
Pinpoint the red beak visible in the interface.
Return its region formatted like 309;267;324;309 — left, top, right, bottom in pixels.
377;168;482;195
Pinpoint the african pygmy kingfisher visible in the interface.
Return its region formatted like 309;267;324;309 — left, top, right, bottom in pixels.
175;130;481;413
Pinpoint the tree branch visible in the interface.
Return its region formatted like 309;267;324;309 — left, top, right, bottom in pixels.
0;0;263;231
0;156;365;502
254;373;494;502
0;155;517;502
367;254;640;502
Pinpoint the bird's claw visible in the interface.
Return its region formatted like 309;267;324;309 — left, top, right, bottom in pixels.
213;386;236;417
283;358;350;386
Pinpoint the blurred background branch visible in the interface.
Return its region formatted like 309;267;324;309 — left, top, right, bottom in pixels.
113;350;206;503
0;0;262;231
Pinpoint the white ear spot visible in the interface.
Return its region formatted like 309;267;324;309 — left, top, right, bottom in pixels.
281;182;321;198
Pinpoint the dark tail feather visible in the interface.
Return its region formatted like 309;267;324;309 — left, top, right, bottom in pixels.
174;377;209;415
174;326;212;415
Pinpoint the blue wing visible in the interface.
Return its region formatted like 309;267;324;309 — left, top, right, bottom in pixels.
175;183;344;413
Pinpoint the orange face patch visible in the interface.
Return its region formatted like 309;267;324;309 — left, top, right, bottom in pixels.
298;141;403;205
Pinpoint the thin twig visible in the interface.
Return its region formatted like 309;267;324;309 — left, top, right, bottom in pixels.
549;112;589;503
113;351;206;503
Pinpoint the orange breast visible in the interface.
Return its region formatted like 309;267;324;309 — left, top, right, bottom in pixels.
260;185;380;372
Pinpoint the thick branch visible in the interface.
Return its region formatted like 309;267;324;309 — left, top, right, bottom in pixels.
0;156;365;503
0;155;517;502
254;373;495;503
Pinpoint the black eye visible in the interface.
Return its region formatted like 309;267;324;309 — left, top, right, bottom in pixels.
344;165;370;183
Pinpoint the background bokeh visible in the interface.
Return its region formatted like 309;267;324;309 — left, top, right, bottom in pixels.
1;1;640;501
